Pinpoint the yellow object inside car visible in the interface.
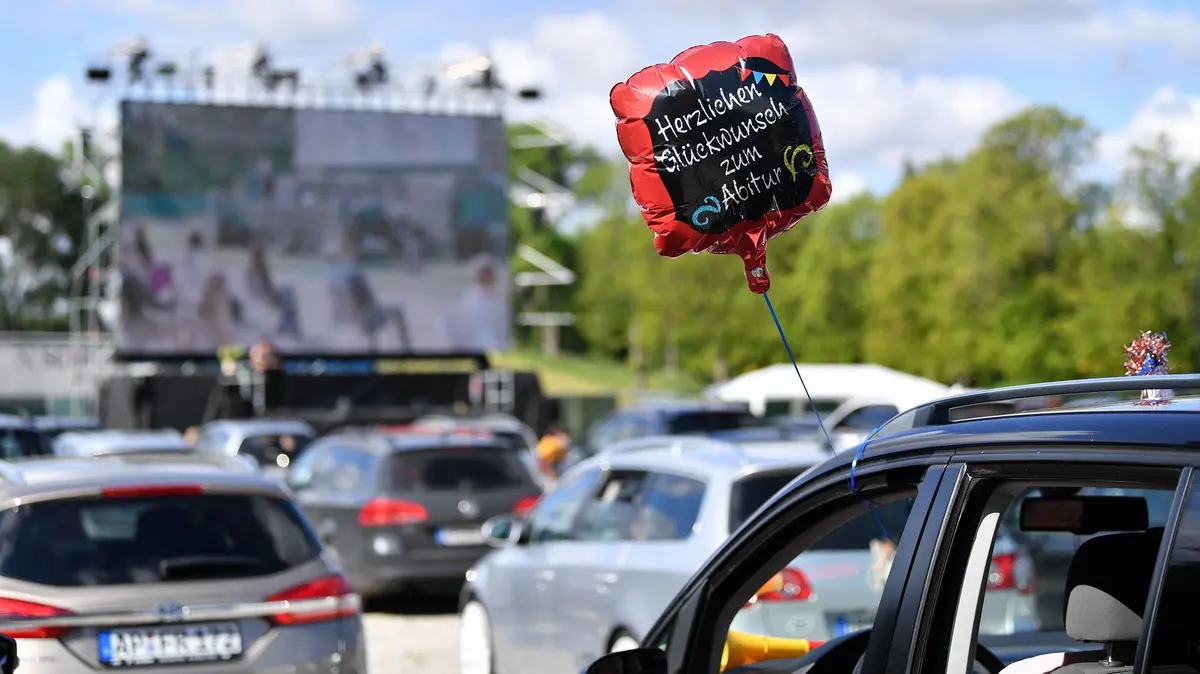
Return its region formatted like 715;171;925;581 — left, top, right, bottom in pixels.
720;631;817;671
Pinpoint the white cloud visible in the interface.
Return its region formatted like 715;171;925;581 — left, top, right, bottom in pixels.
830;172;870;204
0;76;93;153
102;0;363;44
1098;86;1200;173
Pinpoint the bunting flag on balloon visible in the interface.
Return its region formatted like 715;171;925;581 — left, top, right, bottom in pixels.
610;33;832;293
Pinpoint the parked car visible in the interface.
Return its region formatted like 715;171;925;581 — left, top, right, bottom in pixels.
568;401;758;468
193;419;316;480
0;454;365;674
287;426;543;598
458;434;1020;674
580;374;1200;674
409;414;545;488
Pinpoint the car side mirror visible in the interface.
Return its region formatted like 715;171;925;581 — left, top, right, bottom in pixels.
481;515;520;548
0;632;19;674
581;648;665;674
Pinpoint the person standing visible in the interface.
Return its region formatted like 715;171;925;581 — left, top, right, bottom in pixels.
249;336;283;414
535;423;570;483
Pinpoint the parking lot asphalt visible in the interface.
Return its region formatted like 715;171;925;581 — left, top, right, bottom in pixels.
364;595;459;674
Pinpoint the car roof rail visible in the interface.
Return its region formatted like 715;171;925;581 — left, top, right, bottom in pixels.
888;374;1200;432
600;435;748;460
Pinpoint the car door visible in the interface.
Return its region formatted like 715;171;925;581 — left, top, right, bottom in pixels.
547;470;652;670
487;466;604;674
636;459;952;674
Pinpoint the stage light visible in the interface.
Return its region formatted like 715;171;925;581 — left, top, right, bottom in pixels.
351;43;388;92
203;65;215;89
128;44;150;83
156;62;178;78
251;43;272;82
517;87;541;100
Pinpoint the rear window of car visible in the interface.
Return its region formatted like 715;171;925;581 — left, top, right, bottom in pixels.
667;411;756;435
0;428;47;459
0;493;320;587
387;446;538;492
237;434;313;467
730;469;805;530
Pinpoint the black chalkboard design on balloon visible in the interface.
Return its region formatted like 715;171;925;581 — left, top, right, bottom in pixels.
611;34;832;293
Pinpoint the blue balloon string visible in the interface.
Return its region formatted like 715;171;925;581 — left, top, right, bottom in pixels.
763;292;894;543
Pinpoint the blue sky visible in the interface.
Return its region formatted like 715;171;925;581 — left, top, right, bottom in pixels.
3;0;1200;198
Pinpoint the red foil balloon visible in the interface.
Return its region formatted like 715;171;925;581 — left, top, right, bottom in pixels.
610;33;832;293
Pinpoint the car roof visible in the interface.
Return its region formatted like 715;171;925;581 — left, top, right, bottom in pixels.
320;428;511;454
201;419;315;436
582;435;828;484
31;416;99;429
621;399;753;414
0;455;285;503
0;414;34;430
54;430;188;454
802;374;1200;482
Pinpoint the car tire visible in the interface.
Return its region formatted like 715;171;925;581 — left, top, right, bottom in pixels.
460;600;494;674
610;633;639;653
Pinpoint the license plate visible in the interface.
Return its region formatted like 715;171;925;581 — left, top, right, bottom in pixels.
831;613;873;636
435;527;486;546
98;623;243;667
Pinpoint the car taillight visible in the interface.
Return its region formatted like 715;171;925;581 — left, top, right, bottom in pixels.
358;498;428;526
103;485;204;498
746;568;813;607
989;551;1034;593
266;575;360;626
0;597;73;638
513;496;539;515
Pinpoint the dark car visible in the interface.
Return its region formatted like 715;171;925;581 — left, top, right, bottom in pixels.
578;374;1200;674
286;427;543;598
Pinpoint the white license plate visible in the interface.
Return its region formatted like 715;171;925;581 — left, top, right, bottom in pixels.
98;623;243;667
435;527;486;546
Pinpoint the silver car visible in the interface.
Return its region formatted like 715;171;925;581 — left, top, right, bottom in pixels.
193;420;316;479
459;435;1035;674
0;455;365;674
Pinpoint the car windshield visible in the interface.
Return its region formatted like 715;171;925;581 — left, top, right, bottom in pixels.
0;493;320;586
387;446;538;492
730;469;807;530
667;411;756;435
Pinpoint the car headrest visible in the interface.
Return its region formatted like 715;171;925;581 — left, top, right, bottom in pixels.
1064;528;1163;643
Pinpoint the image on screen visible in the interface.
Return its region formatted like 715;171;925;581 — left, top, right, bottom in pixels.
116;101;511;356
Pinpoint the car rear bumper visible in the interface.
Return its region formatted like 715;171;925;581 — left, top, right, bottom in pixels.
16;616;365;674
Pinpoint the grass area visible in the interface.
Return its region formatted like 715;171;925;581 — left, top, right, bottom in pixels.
490;350;705;402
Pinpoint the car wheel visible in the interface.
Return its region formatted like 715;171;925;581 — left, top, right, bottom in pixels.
610;633;639;653
460;600;494;674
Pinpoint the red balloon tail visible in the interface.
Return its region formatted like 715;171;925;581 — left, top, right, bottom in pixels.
738;233;770;294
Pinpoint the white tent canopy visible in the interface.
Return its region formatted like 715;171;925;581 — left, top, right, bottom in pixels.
706;363;954;416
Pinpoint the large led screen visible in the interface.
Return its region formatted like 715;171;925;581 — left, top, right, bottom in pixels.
117;101;510;355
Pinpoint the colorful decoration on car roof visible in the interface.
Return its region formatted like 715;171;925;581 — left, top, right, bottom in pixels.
1124;331;1173;404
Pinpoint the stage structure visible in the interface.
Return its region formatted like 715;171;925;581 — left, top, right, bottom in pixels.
69;40;544;417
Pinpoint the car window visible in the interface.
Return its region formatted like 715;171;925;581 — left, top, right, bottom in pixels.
611;414;648;441
286;444;335;491
586;416;622;453
527;467;603;543
326;446;379;493
238;433;312;467
726;494;921;662
666;411;755;435
387;446;538;493
633;472;706;541
730;469;806;532
0;493;320;586
575;471;649;542
836;406;899;432
1146;482;1200;669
